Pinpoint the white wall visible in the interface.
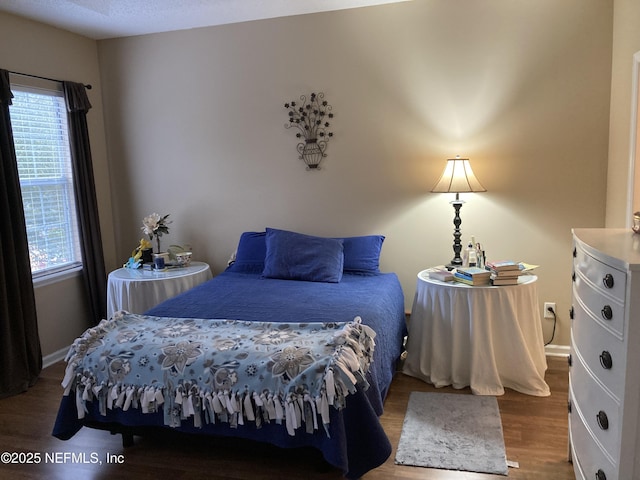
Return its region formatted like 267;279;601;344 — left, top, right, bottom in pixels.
98;0;613;347
606;0;640;226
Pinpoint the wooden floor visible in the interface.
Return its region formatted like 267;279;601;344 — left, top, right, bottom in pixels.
0;357;574;479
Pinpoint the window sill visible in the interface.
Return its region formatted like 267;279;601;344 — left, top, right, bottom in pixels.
33;266;83;288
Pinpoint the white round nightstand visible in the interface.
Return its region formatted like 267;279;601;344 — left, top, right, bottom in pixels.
402;269;550;396
106;261;213;318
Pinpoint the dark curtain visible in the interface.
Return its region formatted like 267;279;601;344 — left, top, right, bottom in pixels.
0;69;42;398
63;81;107;325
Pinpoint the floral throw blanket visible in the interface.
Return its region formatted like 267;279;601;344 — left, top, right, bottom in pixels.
62;312;376;437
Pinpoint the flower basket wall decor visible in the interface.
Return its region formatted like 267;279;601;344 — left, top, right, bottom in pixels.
284;92;334;170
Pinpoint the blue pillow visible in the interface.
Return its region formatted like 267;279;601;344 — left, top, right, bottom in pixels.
226;230;385;275
225;231;267;273
262;228;344;283
340;235;385;275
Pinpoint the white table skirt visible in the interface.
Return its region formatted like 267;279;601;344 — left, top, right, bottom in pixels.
107;261;213;318
403;271;550;396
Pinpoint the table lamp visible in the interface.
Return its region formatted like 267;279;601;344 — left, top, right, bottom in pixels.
431;155;486;268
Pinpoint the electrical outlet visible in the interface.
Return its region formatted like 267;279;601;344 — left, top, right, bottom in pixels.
544;302;556;319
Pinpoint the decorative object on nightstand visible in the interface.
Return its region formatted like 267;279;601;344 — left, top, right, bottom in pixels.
168;244;193;266
431;156;486;269
125;213;174;269
124;237;153;268
141;212;171;253
284;92;334;170
427;268;454;282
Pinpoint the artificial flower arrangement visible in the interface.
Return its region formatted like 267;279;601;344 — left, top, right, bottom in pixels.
123;213;171;269
141;213;171;253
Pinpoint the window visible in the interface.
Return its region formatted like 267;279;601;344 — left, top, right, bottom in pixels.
8;80;82;278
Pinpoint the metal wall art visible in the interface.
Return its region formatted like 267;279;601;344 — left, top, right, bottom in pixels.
284;92;334;170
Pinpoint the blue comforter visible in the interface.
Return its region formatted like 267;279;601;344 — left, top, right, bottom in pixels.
53;271;406;478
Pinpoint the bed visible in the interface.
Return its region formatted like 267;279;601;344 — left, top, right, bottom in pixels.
52;228;407;478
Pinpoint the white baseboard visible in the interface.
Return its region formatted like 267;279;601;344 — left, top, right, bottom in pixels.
43;346;69;369
545;344;570;358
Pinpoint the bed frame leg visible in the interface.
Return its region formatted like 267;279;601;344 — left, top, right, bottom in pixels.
121;432;134;447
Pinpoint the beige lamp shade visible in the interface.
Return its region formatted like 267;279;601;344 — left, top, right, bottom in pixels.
431;157;486;193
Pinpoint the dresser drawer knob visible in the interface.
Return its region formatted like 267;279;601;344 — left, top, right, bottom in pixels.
573;247;577;258
601;305;613;321
570;306;574;320
568;354;572;367
572;271;576;283
596;468;607;480
603;273;614;289
599;351;613;370
596;410;609;430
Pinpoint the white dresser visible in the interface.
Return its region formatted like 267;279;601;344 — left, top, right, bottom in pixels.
570;229;640;480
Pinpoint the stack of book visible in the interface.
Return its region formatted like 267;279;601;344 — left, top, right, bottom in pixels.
453;266;492;286
486;260;523;285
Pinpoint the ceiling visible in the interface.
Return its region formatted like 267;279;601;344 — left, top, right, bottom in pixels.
0;0;410;40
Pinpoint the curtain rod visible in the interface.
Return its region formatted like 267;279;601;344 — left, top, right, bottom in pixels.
8;70;92;90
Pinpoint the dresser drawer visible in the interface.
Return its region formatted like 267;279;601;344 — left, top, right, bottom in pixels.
574;269;625;339
574;245;626;304
570;345;621;460
570;384;618;480
571;296;625;399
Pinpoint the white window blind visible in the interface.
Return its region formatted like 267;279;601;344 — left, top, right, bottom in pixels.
9;82;82;277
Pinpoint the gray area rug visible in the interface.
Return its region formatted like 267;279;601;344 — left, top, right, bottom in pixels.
395;391;508;475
